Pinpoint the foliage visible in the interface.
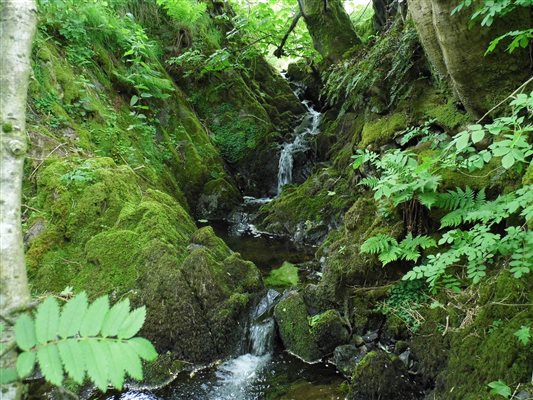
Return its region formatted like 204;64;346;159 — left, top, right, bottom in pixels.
358;149;441;208
156;0;206;28
0;293;157;391
514;325;531;345
353;93;533;292
448;93;533;172
487;380;512;398
452;0;533;53
378;281;427;332
323;22;420;115
360;233;436;266
264;261;300;287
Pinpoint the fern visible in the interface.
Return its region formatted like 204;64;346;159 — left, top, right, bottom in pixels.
2;293;157;391
361;233;436;266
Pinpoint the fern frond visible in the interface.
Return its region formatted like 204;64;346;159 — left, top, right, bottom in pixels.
360;234;397;255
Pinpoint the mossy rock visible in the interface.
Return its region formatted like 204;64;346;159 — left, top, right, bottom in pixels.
309;309;350;355
26;157;263;363
197;177;242;219
348;351;418;400
359;112;408;149
274;292;321;362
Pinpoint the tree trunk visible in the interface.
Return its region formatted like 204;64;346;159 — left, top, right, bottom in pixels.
409;0;531;117
0;1;38;398
298;0;360;62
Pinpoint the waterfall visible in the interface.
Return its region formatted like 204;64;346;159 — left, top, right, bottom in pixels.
277;100;322;194
203;292;278;400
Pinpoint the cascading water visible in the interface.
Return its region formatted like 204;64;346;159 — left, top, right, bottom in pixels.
277;100;322;194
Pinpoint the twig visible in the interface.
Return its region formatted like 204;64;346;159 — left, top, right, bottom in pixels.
442;315;450;336
29;142;66;179
476;76;533;124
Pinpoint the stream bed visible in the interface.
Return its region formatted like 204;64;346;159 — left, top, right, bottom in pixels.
107;78;345;400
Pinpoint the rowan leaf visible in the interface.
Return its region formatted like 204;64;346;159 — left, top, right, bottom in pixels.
118;306;146;339
80;296;109;337
120;341;143;380
82;339;109;391
59;292;88;338
101;298;130;337
37;344;64;386
130;337;158;361
57;339;86;384
16;351;36;378
35;297;60;344
106;342;126;390
14;314;36;351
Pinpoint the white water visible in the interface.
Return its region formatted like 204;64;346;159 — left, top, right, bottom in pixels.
277;100;322;194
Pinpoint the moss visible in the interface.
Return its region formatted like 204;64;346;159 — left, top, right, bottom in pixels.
274;291;321;362
257;168;357;242
2;122;13;133
359;112;408;148
264;261;299;288
197;177;242;218
349;351;417;400
410;85;470;130
309;309;349;354
522;162;533;185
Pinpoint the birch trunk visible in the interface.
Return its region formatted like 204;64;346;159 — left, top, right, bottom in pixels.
0;1;37;398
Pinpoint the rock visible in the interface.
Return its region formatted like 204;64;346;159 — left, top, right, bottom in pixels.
399;350;411;367
333;344;369;377
197;177;242;219
515;390;533;400
274;291;321;362
351;335;365;347
274;292;349;362
363;331;379;343
348;351;419;400
253;289;281;321
394;340;410;354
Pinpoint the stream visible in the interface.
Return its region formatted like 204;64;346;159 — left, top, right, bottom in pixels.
109;78;345;400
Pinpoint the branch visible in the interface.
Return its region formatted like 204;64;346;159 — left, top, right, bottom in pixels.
274;12;302;58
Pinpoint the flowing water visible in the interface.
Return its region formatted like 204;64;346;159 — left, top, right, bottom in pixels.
277;100;322;194
109;77;343;400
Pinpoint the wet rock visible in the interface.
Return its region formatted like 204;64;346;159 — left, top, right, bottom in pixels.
253;289;281;321
399;350;411;367
333;344;368;377
363;331;379;343
394;340;410;354
348;351;419;400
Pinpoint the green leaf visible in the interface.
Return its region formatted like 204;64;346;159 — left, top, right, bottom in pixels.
80;296;110;337
37;344;64;386
129;337;158;361
101;298;130;338
35;297;60;344
501;153;515;169
130;95;139;106
120;341;143;380
488;380;512;398
57;339;86;384
471;129;485;143
0;368;18;384
15;314;36;351
514;325;530;346
16;351;36;378
106;342;126;390
118;306;146;339
455;132;470;151
82;339;109;391
59;292;88;338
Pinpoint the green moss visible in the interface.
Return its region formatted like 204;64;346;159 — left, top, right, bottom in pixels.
410;85;470;130
309;309;349;354
359;112;408;148
264;261;300;288
2;122;13;133
274;292;321;362
349;351;416;400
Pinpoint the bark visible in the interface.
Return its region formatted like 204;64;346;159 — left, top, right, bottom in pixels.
298;0;360;62
409;0;532;117
0;1;38;398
